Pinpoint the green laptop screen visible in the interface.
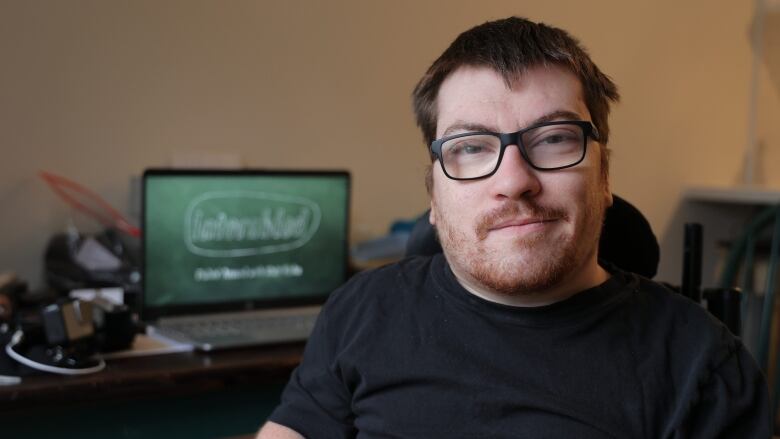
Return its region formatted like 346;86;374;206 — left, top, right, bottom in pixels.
143;172;349;308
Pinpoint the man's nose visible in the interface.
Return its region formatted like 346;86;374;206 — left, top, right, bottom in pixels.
489;145;542;199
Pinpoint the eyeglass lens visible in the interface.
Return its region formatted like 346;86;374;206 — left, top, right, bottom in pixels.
440;123;586;179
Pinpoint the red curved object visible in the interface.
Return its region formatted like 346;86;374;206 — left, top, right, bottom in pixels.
39;171;141;237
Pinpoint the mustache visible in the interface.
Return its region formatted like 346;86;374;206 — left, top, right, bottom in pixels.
475;201;566;240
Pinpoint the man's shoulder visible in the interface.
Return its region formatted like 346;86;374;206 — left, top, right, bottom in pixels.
341;254;440;292
619;271;741;371
354;254;439;281
620;274;769;436
324;254;442;312
624;274;723;329
628;274;725;330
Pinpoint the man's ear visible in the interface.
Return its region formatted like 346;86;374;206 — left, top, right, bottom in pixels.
603;183;613;208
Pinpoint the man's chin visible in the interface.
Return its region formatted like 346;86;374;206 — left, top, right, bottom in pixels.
461;249;571;296
471;266;567;296
483;226;565;251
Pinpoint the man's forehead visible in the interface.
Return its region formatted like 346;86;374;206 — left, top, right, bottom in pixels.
435;65;588;135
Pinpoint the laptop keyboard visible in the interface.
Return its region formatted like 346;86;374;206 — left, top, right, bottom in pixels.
166;313;316;337
153;307;321;350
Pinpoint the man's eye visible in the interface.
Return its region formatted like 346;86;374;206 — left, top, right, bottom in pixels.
538;133;579;145
541;134;567;144
449;142;493;156
462;144;484;154
527;131;580;149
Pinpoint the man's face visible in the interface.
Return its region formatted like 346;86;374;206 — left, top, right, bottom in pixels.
430;65;612;305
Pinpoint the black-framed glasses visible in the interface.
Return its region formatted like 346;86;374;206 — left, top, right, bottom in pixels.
429;120;599;180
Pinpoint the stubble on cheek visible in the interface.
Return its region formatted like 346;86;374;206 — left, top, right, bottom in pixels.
434;199;568;295
434;194;603;297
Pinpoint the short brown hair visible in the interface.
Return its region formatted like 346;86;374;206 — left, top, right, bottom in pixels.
412;17;619;191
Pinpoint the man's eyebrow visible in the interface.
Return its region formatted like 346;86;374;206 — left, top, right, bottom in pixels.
440;110;587;138
533;110;585;125
442;122;494;137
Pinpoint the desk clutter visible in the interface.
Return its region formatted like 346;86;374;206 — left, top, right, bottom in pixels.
0;172;146;381
2;168;355;382
0;272;138;380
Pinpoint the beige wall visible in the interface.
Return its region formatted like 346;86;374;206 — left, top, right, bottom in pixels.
0;0;772;288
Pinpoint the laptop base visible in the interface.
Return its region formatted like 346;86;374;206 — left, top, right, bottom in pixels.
149;306;320;352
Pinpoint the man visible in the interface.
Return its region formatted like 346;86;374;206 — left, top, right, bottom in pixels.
259;17;770;438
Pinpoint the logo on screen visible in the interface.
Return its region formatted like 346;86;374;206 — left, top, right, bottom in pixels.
183;191;322;257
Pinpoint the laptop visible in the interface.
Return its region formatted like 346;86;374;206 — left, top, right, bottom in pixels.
141;169;350;351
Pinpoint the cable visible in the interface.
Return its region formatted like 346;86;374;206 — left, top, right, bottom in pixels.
5;330;106;376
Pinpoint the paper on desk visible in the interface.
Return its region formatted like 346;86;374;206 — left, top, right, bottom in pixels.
74;237;122;271
70;287;124;305
101;332;193;359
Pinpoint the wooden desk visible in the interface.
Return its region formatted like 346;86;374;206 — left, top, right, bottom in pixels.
0;342;304;438
0;342;304;413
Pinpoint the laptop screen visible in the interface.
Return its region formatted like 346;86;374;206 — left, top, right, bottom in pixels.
142;169;350;319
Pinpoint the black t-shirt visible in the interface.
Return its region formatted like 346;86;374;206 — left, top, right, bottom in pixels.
269;254;771;438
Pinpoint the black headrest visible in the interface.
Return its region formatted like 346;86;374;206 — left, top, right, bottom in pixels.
405;194;659;279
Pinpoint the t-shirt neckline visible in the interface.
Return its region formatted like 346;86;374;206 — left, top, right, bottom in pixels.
431;253;634;328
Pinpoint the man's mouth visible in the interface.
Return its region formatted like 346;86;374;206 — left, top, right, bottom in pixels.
476;203;566;240
489;217;559;231
485;217;561;240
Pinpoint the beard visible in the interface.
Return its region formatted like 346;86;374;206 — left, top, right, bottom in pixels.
434;191;606;297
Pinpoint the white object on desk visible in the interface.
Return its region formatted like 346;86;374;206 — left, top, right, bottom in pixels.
0;375;21;385
100;331;193;360
69;287;124;305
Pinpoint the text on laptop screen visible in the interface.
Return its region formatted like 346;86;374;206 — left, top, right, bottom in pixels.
144;173;349;307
